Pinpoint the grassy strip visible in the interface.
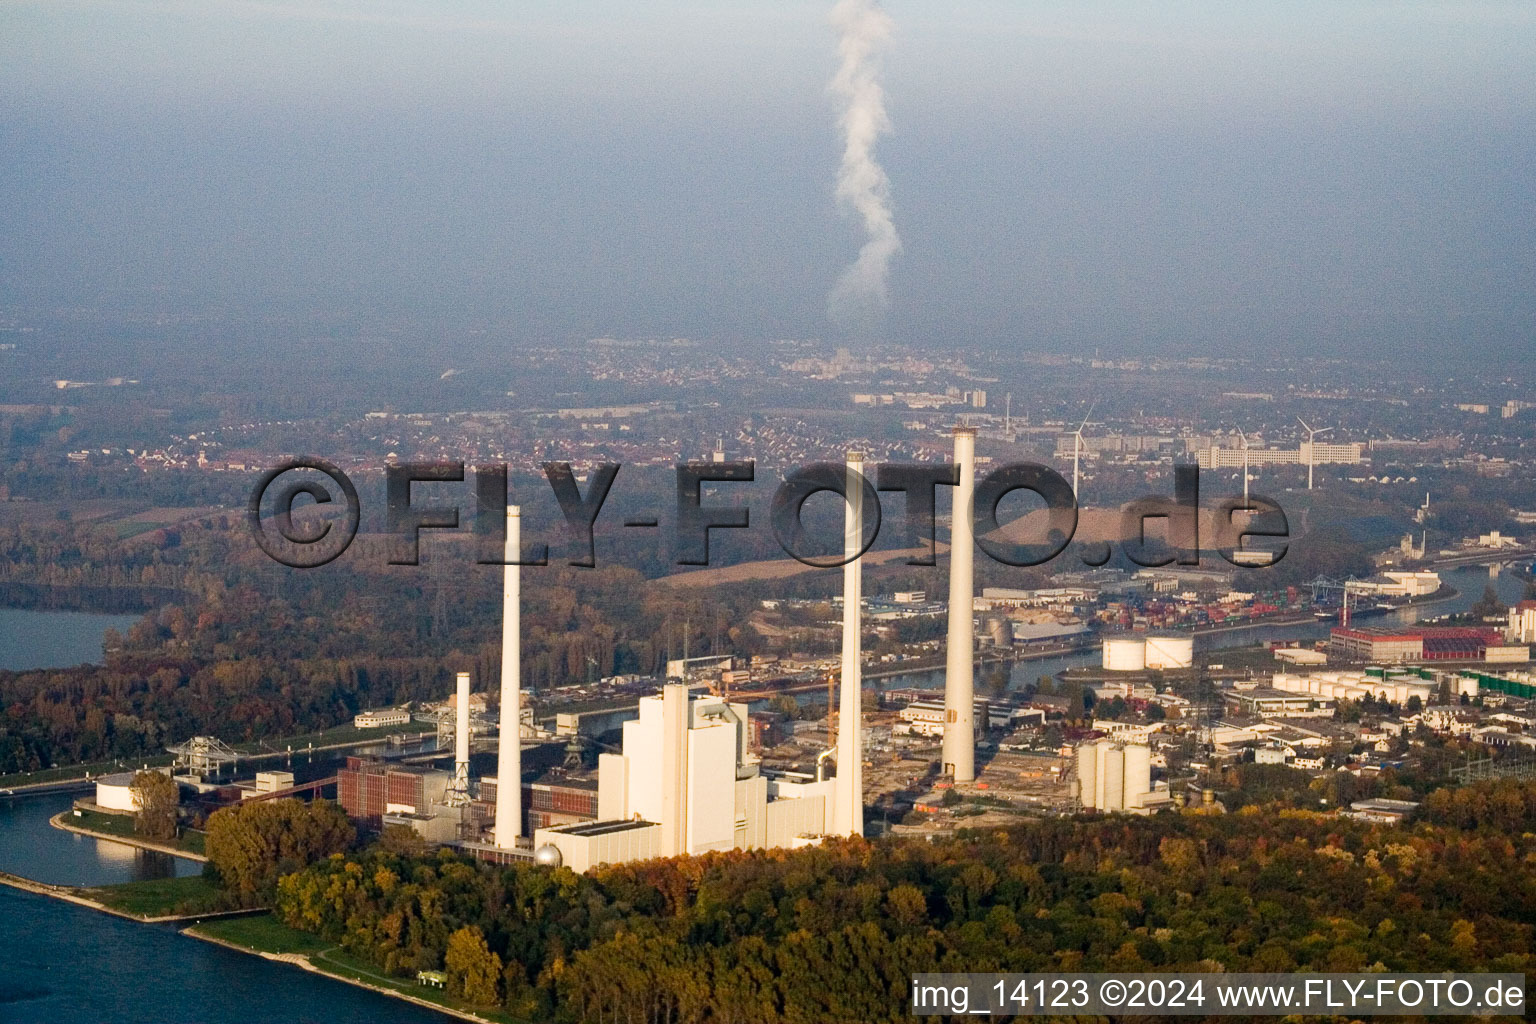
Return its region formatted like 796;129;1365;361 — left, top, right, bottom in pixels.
84;875;223;918
315;947;520;1024
68;807;207;856
193;912;332;955
194;914;519;1023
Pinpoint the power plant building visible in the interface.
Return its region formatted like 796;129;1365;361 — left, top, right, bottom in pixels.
339;757;451;824
533;683;834;872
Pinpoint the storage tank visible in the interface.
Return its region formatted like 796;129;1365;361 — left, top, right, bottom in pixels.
1144;635;1195;670
1103;638;1147;672
1076;743;1098;809
987;616;1014;648
1104;746;1126;812
1122;744;1152;809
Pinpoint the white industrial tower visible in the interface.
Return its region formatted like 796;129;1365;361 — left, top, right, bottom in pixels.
494;505;523;848
447;670;471;806
833;453;865;836
943;426;977;782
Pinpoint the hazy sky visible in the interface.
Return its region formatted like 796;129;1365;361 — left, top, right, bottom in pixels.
2;1;1533;356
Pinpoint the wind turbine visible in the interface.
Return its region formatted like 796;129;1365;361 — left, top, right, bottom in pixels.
1297;417;1332;490
1071;401;1097;500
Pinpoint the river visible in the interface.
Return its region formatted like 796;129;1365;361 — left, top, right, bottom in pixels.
0;608;142;672
872;564;1528;695
0;790;453;1023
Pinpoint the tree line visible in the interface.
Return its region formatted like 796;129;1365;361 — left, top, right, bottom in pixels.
258;779;1536;1023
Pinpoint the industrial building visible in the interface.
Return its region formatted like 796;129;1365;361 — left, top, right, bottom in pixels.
1508;601;1536;644
1075;740;1159;812
1228;689;1335;718
1329;625;1512;663
338;758;451;824
1195;441;1365;470
532;683;835;869
354;708;412;729
533;453;883;871
896;699;1044;737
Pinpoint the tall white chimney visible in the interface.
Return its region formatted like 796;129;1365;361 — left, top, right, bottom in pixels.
943;426;976;783
834;452;865;836
493;505;523;848
447;670;471;806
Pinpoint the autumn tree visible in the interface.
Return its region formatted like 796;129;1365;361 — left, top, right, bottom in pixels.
445;925;502;1006
130;769;179;840
205;798;354;902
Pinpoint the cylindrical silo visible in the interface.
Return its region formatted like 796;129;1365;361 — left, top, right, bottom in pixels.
1122;744;1151;809
1094;740;1110;810
1077;743;1098;809
1104;746;1125;812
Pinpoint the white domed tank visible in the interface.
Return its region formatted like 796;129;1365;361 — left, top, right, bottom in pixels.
1103;638;1146;672
533;843;563;868
1144;635;1194;670
1076;743;1098;809
1122;744;1152;809
1104;746;1125;812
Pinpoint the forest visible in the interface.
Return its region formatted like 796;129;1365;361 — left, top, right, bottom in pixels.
258;778;1536;1024
0;511;762;773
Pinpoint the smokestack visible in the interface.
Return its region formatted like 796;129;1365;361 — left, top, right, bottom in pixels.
834;452;865;836
447;670;471;806
943;426;976;783
494;505;523;848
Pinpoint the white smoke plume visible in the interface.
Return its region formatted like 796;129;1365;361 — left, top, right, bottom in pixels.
828;0;900;331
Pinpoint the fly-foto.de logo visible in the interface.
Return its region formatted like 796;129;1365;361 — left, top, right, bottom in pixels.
247;457;1287;571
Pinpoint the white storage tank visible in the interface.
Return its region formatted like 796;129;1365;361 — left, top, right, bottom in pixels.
1103;638;1147;672
1144;635;1195;670
1077;743;1098;809
1104;747;1126;812
94;771;139;812
1122;744;1152;809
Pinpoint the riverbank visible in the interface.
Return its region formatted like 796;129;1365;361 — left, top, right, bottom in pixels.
49;811;208;862
186;916;514;1024
0;869;247;924
1192;613;1315;636
0;722;436;792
